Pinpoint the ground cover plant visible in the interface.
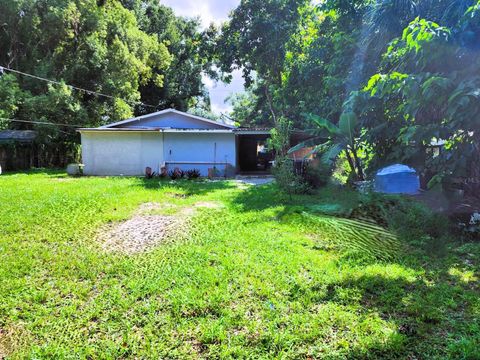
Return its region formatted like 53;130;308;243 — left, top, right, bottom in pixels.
0;171;479;359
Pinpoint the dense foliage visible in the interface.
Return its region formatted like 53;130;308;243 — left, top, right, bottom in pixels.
219;0;479;190
0;0;214;166
356;11;480;185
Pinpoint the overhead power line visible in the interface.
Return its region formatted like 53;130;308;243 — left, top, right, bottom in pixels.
0;65;158;109
0;117;83;128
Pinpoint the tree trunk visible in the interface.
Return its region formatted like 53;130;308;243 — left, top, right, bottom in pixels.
345;149;358;181
264;85;278;126
351;145;365;181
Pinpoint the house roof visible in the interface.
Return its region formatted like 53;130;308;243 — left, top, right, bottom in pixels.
78;108;274;134
0;130;37;143
234;128;271;135
78;127;273;135
100;109;236;130
78;128;236;134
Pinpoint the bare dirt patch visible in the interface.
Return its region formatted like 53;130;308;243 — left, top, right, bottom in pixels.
52;177;76;182
98;201;223;254
0;324;30;359
98;202;188;254
137;202;162;212
98;215;181;254
165;191;189;199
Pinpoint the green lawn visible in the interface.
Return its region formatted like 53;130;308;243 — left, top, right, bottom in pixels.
0;171;479;359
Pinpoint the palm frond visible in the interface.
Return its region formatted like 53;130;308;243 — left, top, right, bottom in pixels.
309;142;332;156
303;213;402;261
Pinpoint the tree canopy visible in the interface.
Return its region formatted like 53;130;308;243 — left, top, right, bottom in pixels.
218;0;480;188
0;0;214;165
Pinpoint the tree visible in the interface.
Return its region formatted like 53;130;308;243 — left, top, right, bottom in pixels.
0;0;209;166
123;1;216;112
280;0;370;126
227;83;273;128
357;8;480;189
217;0;310;124
0;74;30;130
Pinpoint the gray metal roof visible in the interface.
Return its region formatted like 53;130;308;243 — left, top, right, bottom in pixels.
0;130;37;143
100;109;236;129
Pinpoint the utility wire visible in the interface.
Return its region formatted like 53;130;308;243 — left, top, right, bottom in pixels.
0;117;83;128
0;65;158;109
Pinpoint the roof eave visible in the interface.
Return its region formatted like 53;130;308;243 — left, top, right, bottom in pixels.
78;128;159;133
77;128;236;133
234;130;271;135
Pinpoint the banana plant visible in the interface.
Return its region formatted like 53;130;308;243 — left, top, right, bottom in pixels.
288;112;365;181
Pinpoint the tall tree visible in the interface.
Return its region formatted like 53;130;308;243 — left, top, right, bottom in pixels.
121;0;217;112
356;4;480;188
217;0;310;124
0;0;173;166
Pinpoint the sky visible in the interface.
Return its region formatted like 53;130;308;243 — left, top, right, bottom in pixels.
161;0;243;115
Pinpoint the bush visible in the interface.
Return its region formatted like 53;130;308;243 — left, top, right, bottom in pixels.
350;192;451;254
169;168;184;180
145;166;156;179
273;157;311;195
350;192;398;227
186;169;201;180
300;161;332;188
389;201;450;245
159;167;168;178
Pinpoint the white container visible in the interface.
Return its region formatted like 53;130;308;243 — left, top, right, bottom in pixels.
66;163;81;176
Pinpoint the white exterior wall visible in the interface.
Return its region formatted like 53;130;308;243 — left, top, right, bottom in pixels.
80;131;237;177
164;132;236;176
81;132;163;176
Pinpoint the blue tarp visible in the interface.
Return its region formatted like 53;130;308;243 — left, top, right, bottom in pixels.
374;164;420;195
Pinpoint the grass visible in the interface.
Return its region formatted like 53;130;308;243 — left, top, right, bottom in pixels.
0;170;479;359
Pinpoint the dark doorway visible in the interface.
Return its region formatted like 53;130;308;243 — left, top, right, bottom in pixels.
237;134;273;173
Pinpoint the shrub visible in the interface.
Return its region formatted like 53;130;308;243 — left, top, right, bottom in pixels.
273;157;310;195
186;169;201;180
169;168;184;180
349;192;451;254
159;166;168;178
350;192;398;227
145;167;156;179
300;161;332;188
269;117;311;194
389;201;449;245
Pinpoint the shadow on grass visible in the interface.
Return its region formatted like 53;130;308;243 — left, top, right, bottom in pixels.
320;266;479;358
131;177;239;196
0;168;66;177
231;182;361;214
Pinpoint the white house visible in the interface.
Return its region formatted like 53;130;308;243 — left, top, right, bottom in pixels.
79;109;271;176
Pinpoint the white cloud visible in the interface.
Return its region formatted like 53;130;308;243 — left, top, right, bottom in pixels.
161;0;243;115
161;0;239;28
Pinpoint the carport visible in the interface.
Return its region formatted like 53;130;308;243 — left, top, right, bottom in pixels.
235;129;273;174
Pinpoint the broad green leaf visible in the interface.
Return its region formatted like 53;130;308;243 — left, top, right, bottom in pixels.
302;113;341;136
288;136;326;154
320;143;344;165
338;112;357;138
